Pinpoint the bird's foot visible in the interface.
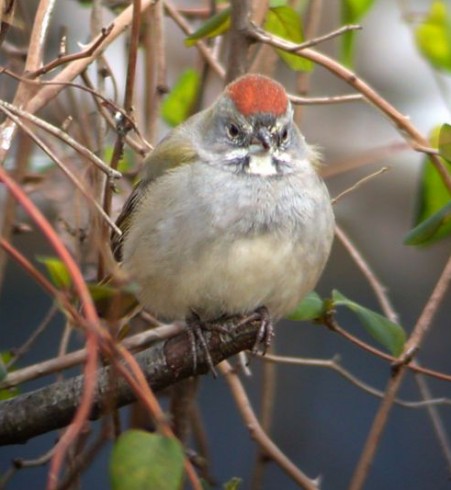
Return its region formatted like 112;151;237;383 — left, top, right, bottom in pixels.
234;306;274;355
186;312;235;377
253;306;274;354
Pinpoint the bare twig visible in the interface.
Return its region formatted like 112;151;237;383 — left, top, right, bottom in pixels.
335;225;398;322
331;166;389;204
0;323;184;390
219;360;319;490
290;93;363;105
6;305;58;369
1;68;152;155
284;24;362;52
397;254;451;365
143;1;167;143
322;141;409;178
30;25;114;77
227;0;253;82
99;0;144;278
0;104;122;235
349;254;451;490
0;318;263;445
0;96;121;179
323;315;451;382
251;354;277;490
164;0;225;78
414;372;451;473
250;27;451;193
260;353;451;408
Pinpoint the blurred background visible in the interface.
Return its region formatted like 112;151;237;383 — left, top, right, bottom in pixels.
0;0;450;489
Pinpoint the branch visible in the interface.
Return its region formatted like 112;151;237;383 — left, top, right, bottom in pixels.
219;360;319;490
0;318;262;445
226;0;253;82
250;27;451;194
349;253;451;490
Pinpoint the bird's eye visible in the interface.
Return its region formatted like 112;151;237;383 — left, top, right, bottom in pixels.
227;123;240;139
280;127;289;143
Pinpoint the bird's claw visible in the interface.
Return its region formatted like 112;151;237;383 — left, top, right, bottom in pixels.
251;306;274;355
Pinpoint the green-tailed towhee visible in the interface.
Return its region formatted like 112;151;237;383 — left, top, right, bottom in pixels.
113;74;334;350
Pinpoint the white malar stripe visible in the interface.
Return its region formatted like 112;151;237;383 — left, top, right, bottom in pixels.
247;153;278;176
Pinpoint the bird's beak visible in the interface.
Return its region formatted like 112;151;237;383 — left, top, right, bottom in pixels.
252;127;273;152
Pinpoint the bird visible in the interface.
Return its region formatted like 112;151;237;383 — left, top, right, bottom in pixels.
112;73;335;367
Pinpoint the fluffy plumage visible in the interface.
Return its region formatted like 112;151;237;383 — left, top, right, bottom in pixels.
114;74;334;324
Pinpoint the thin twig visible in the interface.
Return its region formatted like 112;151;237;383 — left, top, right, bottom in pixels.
349;254;451;490
282;24;362;52
260;353;451;408
290;93;363;105
6;304;59;369
397;254;451;365
335;225;398;322
227;0;253;82
0;94;122;179
251;352;277;490
163;0;225;78
0;238;62;302
323;315;451;382
219;360;320;489
322;141;408;178
414;372;451;473
30;25;114;77
24;0;157;119
0;323;184;390
250;27;451;193
331;166;389;204
0;104;122;235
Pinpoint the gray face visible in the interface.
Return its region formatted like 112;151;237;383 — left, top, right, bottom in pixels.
198;97;307;177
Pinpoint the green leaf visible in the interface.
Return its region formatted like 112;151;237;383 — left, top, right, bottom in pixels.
332;290;406;356
0;352;19;400
88;283;139;321
287;291;325;321
341;0;375;66
185;7;231;46
414;1;451;71
264;6;313;72
405;201;451;246
104;147;135;174
161;69;201;127
409;124;451;246
110;431;184;490
439;122;451;160
223;477;242;490
0;356;7;382
37;256;72;289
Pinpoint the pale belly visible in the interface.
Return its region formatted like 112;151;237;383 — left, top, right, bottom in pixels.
123;161;334;321
129;231;328;321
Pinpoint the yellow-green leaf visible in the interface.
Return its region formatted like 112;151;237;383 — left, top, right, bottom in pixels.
332;290;406;357
37;256;72;289
287;291;325;321
185;7;231;47
88;283;139;321
161;69;201;127
110;431;184;490
264;6;313;72
405;201;451;246
414;0;451;71
410;124;451;245
0;352;19;400
341;0;375;66
223;477;242;490
439;122;451;160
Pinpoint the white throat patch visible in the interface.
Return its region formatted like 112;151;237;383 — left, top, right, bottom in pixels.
247;153;278;176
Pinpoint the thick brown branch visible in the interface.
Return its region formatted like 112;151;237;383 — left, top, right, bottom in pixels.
0;318;261;445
